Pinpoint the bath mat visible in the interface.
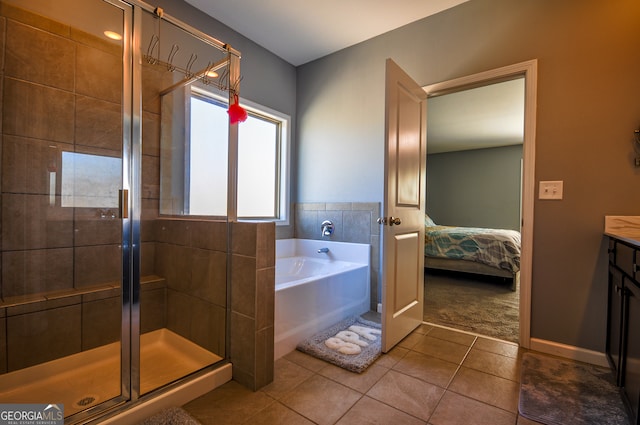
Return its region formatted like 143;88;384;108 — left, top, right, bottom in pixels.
139;406;202;425
519;352;629;425
296;316;382;373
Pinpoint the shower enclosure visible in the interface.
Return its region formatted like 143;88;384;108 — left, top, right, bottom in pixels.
0;0;239;422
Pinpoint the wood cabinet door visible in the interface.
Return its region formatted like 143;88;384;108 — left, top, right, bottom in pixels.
623;280;640;422
607;265;625;384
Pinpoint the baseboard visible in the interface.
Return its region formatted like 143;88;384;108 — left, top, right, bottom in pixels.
529;338;608;368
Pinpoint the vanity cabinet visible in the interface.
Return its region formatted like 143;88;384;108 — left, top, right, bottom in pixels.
607;236;640;423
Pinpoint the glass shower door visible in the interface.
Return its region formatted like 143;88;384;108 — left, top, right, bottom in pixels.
0;0;132;420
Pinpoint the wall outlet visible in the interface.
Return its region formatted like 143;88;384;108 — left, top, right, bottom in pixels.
377;303;382;313
539;181;563;200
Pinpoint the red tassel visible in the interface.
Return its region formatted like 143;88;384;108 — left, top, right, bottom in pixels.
227;94;247;124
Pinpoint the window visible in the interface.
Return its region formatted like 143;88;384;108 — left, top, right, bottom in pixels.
188;88;290;222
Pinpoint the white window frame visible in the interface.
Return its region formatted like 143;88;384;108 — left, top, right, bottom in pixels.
189;87;291;225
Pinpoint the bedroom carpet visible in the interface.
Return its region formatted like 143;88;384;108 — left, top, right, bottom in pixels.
423;269;519;342
519;352;629;425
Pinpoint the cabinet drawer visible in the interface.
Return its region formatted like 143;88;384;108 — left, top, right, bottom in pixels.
615;242;638;278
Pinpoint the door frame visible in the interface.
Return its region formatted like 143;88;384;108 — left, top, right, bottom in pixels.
423;59;537;348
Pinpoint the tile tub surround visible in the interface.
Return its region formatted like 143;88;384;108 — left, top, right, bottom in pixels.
293;202;380;311
230;221;276;391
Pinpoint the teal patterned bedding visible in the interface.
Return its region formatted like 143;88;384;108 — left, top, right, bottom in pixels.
424;215;521;273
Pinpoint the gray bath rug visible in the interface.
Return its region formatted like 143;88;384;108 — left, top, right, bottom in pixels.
139;406;202;425
519;352;629;425
296;316;382;373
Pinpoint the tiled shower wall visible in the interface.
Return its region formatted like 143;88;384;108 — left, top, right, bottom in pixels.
293;202;380;311
0;2;129;372
0;3;275;390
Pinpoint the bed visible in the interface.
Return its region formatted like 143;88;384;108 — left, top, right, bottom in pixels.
424;215;521;290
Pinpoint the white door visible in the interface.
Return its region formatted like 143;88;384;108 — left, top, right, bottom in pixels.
381;59;427;352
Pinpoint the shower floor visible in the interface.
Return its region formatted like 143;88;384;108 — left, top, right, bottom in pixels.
0;328;222;418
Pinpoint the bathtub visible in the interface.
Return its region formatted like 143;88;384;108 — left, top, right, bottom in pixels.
274;238;371;359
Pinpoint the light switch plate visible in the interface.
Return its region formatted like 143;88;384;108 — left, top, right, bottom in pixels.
539;181;563;200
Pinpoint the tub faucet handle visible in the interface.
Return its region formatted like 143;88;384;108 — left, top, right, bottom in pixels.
321;220;334;237
317;247;330;253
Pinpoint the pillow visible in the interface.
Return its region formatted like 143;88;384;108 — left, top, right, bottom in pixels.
425;214;436;227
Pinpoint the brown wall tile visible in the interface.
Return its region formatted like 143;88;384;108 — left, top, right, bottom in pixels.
230;254;256;318
257;222;275;269
142;111;160;157
256;267;274;330
5;20;74;91
230;311;255;386
0;3;70;38
3;78;74;142
231;222;256;256
191;248;226;306
2;194;73;250
2;248;73;298
82;295;120;350
255;326;274;389
74;244;121;288
191;221;227;252
75;95;122;151
75;44;121;104
141;285;166;334
140;242;155;277
142;154;159;199
7;304;81;371
74;208;121;246
2;135;72;195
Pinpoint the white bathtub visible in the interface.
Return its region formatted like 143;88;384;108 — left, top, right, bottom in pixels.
274;238;371;359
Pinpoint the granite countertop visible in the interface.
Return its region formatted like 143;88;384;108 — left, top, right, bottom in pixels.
605;216;640;247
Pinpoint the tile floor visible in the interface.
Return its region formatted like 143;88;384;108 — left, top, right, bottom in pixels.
183;323;542;425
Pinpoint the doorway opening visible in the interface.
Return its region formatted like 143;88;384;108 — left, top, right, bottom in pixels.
422;60;537;348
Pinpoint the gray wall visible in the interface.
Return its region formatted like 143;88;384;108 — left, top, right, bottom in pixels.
426;145;522;231
296;0;640;352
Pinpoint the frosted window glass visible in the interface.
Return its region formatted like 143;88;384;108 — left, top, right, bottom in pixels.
237;116;278;217
189;96;228;216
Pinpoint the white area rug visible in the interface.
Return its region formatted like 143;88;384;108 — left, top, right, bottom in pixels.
296;316;382;373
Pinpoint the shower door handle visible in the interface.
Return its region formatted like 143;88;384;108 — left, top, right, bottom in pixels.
119;189;129;219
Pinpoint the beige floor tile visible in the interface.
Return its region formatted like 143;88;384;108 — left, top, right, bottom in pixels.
448;367;520;413
280;374;362;425
242;401;315;425
261;357;314;400
366;370;444;422
429;391;516;425
414;323;434;335
398;331;426;349
427;326;477;346
336;395;427;425
318;362;389;393
392;350;459;388
283;349;330;372
374;345;409;368
412;335;470;364
184;380;274;425
463;348;521;382
473;337;521;358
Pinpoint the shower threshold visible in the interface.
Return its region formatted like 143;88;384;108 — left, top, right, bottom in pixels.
0;328;223;418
